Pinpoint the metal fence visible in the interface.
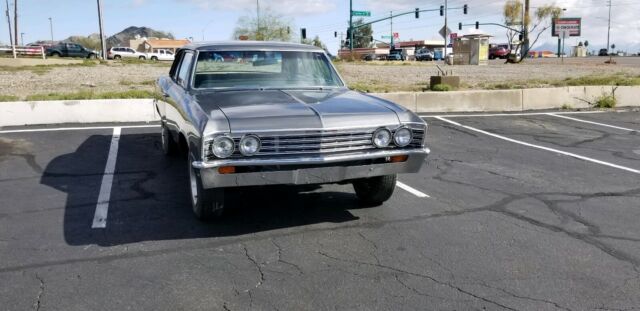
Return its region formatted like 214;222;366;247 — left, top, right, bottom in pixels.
0;46;46;59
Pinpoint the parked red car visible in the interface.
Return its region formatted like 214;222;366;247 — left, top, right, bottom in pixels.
489;46;509;59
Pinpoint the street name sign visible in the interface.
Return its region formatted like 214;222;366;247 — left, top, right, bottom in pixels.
352;10;371;17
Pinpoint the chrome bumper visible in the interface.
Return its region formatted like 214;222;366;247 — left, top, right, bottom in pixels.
194;148;429;189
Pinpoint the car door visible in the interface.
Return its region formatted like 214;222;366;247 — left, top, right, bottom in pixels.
163;50;195;138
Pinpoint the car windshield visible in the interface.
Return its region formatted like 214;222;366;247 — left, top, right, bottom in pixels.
193;50;343;89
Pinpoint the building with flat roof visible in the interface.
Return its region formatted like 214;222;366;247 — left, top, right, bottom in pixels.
129;38;191;53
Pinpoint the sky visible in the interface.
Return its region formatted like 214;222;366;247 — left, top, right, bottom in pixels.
1;0;638;54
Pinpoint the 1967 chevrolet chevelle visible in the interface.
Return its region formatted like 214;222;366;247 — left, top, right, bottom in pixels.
155;41;429;220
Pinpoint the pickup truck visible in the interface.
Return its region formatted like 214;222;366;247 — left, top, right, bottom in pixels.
46;43;98;59
147;49;175;61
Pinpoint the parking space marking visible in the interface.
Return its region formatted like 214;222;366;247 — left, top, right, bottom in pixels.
0;124;159;134
397;181;431;198
420;111;606;118
436;117;640;175
91;127;121;229
547;113;638;132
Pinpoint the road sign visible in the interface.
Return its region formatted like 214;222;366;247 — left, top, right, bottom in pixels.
352;10;371;17
393;32;399;39
381;35;392;39
450;32;458;40
238;35;249;41
552;18;581;37
439;26;452;39
394;43;401;49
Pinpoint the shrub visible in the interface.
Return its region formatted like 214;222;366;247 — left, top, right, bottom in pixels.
592;95;616;108
431;84;452;92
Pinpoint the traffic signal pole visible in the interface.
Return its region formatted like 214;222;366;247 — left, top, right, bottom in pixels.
349;0;353;52
444;0;448;61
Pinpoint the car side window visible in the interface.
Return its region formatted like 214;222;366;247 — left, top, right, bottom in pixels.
177;52;194;88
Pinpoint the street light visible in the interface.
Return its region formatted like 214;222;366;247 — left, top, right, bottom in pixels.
48;17;53;44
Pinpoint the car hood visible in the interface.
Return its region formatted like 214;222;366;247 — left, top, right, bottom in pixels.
195;89;403;133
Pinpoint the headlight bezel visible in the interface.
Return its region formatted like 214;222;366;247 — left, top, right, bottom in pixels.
210;136;235;159
372;128;392;148
393;127;413;147
239;134;261;156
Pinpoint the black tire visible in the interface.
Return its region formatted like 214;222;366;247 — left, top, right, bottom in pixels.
114;55;121;60
161;123;179;156
188;154;225;220
151;56;158;61
139;56;146;60
51;52;61;57
353;174;397;206
87;53;96;59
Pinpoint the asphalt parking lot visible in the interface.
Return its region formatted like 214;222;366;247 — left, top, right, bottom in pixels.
1;110;639;310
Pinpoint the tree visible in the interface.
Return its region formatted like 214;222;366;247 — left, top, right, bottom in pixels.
503;0;523;51
232;8;293;42
503;1;563;63
346;18;373;48
303;35;326;50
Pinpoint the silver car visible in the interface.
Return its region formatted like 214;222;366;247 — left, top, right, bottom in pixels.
155;41;429;220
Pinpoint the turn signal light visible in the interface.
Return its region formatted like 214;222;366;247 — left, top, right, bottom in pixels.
218;166;236;174
389;155;409;163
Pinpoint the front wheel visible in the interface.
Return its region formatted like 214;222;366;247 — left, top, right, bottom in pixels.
161;123;179;156
139;56;146;60
188;154;225;220
353;174;397;206
150;56;158;61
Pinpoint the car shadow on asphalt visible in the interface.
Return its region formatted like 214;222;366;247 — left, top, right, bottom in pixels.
41;133;363;247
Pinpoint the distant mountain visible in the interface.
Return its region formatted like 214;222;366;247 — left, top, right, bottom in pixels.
106;26;174;48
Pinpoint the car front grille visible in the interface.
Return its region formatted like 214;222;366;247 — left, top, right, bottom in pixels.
205;125;426;160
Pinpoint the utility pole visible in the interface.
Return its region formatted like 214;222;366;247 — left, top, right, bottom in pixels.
96;0;107;59
349;0;353;52
256;0;260;40
20;31;23;45
13;0;17;46
4;0;12;46
390;11;393;48
521;0;529;59
444;0;448;61
48;17;53;43
606;0;612;54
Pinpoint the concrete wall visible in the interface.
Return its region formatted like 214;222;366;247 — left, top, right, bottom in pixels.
0;99;159;127
1;86;638;127
372;85;640;113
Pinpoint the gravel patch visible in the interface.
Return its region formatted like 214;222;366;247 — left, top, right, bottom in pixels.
1;57;639;99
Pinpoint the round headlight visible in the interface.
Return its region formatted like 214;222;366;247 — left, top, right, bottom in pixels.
212;136;235;158
239;135;261;156
393;128;412;147
372;128;392;148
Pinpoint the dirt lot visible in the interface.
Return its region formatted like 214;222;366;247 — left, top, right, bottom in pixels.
1;57;640;99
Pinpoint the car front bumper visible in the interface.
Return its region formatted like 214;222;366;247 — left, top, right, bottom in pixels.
193;148;429;189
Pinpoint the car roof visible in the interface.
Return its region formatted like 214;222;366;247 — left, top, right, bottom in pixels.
182;41;325;52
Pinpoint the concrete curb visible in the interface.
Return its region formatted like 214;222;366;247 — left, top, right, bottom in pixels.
372;85;640;113
0;99;159;127
0;86;637;127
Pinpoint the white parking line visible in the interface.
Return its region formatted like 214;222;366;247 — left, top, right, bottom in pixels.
91;127;121;229
397;181;431;198
420;111;606;118
0;124;159;134
435;117;640;175
547;113;638;132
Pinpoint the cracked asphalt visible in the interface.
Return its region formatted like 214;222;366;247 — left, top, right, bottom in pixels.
1;111;639;310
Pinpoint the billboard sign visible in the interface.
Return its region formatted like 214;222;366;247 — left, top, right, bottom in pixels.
552;18;581;37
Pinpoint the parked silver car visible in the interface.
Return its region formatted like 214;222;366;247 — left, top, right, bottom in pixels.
155;41;429;220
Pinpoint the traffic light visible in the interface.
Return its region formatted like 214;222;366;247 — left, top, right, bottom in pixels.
415;8;419;19
287;26;290;34
518;34;523;41
370;36;374;42
475;21;479;29
334;31;338;38
301;28;307;40
440;5;444;16
463;4;468;14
